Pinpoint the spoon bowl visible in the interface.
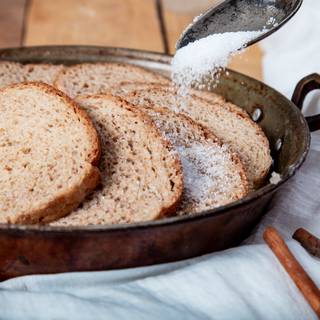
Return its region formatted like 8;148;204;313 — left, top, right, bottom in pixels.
176;0;303;49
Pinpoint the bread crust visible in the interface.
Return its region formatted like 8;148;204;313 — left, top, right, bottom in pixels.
0;82;101;224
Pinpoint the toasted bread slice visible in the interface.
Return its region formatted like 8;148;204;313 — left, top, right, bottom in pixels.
0;82;100;224
119;103;248;214
52;95;183;226
54;63;170;98
0;61;63;87
115;85;272;188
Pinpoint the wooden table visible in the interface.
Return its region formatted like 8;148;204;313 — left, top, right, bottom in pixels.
0;0;263;80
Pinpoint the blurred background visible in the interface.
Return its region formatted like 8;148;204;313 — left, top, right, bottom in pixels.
0;0;263;80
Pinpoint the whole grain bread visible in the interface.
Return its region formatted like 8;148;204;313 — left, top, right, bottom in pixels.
112;100;249;214
0;62;24;87
54;63;170;98
114;84;272;188
0;61;64;87
190;88;250;118
52;94;183;226
23;63;64;84
0;82;101;224
110;82;250;118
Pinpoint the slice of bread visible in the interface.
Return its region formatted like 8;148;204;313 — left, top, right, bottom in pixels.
116;85;272;188
114;102;248;214
0;62;24;87
189;88;250;119
52;95;183;226
23;63;64;84
110;82;250;118
54;63;170;98
0;61;63;88
0;82;101;224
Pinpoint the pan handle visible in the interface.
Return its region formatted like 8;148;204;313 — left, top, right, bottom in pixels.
291;73;320;132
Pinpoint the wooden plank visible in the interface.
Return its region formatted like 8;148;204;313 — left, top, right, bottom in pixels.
25;0;164;52
162;10;190;53
162;0;263;80
0;0;26;48
228;45;263;81
162;0;213;54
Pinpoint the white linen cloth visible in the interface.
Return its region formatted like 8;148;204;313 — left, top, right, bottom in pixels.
0;0;319;319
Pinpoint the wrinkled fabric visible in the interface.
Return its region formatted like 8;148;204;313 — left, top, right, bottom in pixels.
0;242;319;320
1;0;320;319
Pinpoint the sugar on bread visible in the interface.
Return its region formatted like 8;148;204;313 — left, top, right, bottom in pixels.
110;81;250;118
112;101;249;214
52;94;183;226
0;60;272;225
113;83;272;188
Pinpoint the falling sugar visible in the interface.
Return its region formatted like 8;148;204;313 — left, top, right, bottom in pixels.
171;30;264;97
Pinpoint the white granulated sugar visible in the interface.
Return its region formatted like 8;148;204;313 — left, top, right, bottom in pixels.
172;30;264;95
269;171;281;184
177;143;237;213
266;16;277;26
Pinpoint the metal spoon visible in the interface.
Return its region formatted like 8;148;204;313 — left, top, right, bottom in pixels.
176;0;303;50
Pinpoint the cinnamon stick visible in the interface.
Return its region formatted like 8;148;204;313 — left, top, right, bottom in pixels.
293;228;320;258
263;226;320;317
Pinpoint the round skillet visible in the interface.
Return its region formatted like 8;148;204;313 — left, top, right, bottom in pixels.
0;46;319;279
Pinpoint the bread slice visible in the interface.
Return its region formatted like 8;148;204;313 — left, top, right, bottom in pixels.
0;61;63;88
0;62;25;87
54;62;170;98
110;82;250;118
22;63;64;84
115;85;272;188
0;82;101;224
190;88;250;119
52;94;183;226
113;101;248;214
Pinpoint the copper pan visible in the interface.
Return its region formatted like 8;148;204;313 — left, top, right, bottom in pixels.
0;46;319;280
